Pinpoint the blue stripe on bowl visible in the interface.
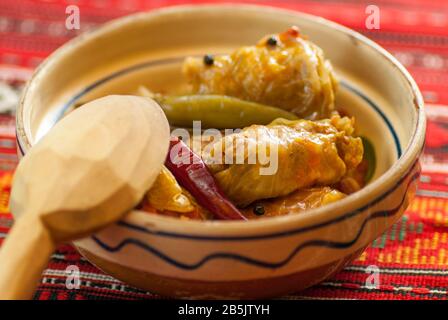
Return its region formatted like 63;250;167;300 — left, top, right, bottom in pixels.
340;81;402;158
112;158;420;241
91;170;419;270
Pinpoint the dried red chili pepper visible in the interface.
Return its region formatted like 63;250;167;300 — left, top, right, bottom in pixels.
165;137;247;221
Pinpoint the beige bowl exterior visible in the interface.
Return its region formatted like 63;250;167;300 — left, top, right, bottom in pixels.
17;5;425;298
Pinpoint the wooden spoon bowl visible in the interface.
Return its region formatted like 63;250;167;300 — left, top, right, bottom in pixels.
0;95;169;299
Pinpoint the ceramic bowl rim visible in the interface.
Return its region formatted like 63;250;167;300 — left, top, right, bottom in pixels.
17;4;425;236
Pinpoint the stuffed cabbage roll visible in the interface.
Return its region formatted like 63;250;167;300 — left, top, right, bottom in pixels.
202;115;363;207
182;27;338;119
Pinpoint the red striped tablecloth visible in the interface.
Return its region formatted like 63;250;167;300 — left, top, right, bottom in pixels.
0;0;447;300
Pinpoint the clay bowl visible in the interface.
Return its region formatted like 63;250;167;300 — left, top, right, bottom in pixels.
16;4;425;299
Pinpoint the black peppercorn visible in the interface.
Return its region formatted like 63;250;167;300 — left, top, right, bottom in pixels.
266;36;277;46
253;203;265;216
203;54;214;66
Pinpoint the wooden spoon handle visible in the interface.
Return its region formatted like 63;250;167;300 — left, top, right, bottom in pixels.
0;215;56;300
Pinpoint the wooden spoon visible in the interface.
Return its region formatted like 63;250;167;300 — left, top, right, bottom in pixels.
0;95;170;300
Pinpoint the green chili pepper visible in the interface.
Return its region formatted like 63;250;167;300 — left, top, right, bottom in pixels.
361;136;376;183
154;94;299;129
